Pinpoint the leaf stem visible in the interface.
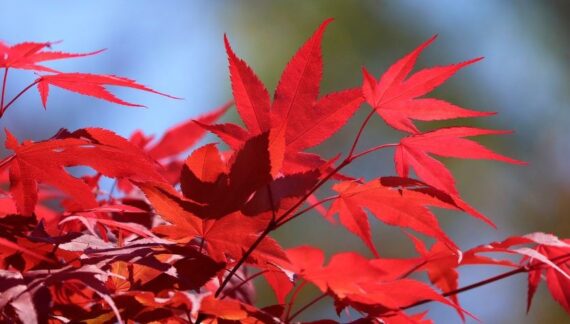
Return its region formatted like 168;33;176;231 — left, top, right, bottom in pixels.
405;251;570;310
287;292;327;322
1;79;39;116
275;160;349;225
276;195;338;227
220;270;267;300
351;143;398;161
284;280;307;321
0;155;15;170
347;107;376;158
214;219;277;297
0;68;9;116
108;179;118;201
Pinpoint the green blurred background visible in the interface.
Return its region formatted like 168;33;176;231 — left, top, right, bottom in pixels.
1;1;569;322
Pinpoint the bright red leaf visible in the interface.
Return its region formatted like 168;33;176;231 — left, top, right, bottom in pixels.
395;127;524;195
224;36;271;134
328;178;470;254
0;40;104;72
287;246;467;318
362;36;492;134
2;128;165;215
36;73;179;108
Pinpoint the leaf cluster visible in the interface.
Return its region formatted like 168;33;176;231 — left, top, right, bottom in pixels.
0;20;568;324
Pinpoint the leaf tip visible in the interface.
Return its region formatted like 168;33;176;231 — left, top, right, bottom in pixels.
466;56;485;65
223;34;234;57
4;128;18;150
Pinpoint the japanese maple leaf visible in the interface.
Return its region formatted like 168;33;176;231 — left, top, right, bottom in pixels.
285;88;364;152
0;40;104;72
269;18;335;145
262;265;295;305
36;73;179;108
528;241;570;314
362;35;492;134
178;132;275;218
407;236;516;311
177;131;321;218
0;270;50;323
225;19;334;141
456;232;570;313
220;19;363;175
2;128;166;215
117;102;231;190
0;237;54;270
224;36;271;134
395;127;525;195
137;181;288;267
286;246;466;318
328;177;487;255
109;260;165;293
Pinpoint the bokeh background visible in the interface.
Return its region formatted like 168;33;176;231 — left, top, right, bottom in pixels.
1;1;569;322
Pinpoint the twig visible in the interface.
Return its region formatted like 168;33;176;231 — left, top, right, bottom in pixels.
1;79;39;116
220;270;267;300
347;107;376;158
276;195;338;227
214;207;277;297
0;68;9;116
405;252;570;310
287;292;327;322
284;280;307;321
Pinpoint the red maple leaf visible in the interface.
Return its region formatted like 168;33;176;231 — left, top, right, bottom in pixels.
394;127;525;195
0;40;104;72
36;73;179;108
2;128;165;215
216;19;363;176
137;181;288;267
286;246;468;318
361;35;492;134
328;177;483;256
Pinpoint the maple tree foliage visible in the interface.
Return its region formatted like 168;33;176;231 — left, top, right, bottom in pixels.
0;19;569;324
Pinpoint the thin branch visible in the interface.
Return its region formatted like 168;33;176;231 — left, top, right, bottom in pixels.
350;143;398;161
284;280;307;321
0;68;9;116
0;155;15;170
267;185;277;223
214;209;277;297
277;195;338;227
107;179;118;201
347;107;376;158
405;251;570;310
398;259;429;279
287;292;327;322
1;79;39;116
220;270;267;300
215;185;280;297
